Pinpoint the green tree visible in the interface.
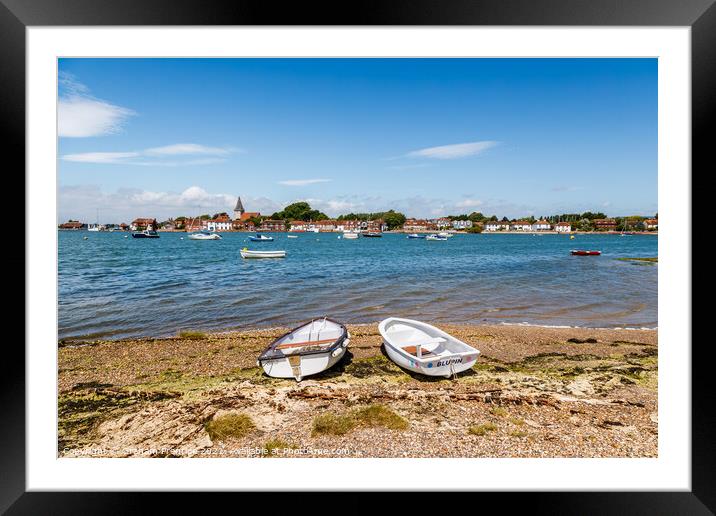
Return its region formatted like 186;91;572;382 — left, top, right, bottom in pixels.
271;202;329;221
382;210;406;230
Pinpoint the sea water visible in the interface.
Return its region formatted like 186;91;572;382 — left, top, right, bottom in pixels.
58;231;657;339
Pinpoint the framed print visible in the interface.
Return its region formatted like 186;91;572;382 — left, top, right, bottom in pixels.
3;0;712;512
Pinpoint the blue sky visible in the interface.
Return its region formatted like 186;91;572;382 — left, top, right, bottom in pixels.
58;58;657;223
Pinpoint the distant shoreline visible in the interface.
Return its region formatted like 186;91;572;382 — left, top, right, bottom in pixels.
59;228;658;236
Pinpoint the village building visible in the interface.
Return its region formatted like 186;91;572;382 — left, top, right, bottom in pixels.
233;196;261;222
313;219;337;232
289;220;309;232
452;219;473;230
403;219;434;232
644;218;658;230
511;220;533;231
555;221;572;233
364;219;387;232
532;220;552;231
130;218;158;231
58;220;84;230
594;218;617;231
185;218;205;232
435;218;452;229
484;221;510;231
206;214;233;232
260;219;286;232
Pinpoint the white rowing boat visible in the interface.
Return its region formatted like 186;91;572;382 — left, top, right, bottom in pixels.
240;248;286;259
379;317;480;377
188;231;221;240
257;318;350;381
343;231;359;239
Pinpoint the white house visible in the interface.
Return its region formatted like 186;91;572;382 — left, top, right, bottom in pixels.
206;220;233;231
435;218;452;229
555;221;572;233
644;218;658;230
484;221;510;231
532;220;552;231
452;220;473;230
511;221;533;231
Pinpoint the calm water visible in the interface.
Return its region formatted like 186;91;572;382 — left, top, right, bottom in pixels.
58;231;658;340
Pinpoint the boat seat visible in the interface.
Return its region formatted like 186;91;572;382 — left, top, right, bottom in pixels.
275;338;336;350
401;337;446;357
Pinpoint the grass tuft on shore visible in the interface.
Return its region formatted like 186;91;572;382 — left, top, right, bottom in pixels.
312;413;357;436
312;404;408;436
490;406;509;417
469;423;497;436
354;404;409;430
262;439;297;457
179;330;207;340
205;413;255;441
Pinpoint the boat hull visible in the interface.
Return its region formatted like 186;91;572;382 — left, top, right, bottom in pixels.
132;232;160;238
571;250;601;256
258;318;349;381
259;344;347;381
188;233;221;240
379;317;480;378
383;344;477;377
240;250;286;259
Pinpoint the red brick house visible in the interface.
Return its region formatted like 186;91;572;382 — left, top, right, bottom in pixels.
594;218;617;231
260;219;286;232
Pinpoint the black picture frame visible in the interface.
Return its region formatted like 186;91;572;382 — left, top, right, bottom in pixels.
3;0;710;512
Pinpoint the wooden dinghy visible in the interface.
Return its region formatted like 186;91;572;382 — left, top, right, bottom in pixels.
379;317;479;377
240;248;286;259
257;318;350;381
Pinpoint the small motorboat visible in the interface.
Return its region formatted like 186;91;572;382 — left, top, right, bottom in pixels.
426;234;448;241
571;250;601;256
379;318;480;377
343;231;359;239
249;233;274;242
257;317;350;381
188;230;221;240
362;232;382;238
407;233;426;239
287;235;299;239
437;232;454;238
240;248;286;259
132;229;160;238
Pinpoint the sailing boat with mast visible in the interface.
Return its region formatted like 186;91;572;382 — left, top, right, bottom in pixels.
87;208;101;231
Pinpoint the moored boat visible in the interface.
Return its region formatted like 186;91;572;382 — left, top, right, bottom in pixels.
570;249;601;256
249;233;274;242
257;317;349;381
240;248;286;259
188;230;221;240
379;317;480;377
343;231;359;239
407;233;426;239
132;229;160;238
362;232;382;237
426;234;448;241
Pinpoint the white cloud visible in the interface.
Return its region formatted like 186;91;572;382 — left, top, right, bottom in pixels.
144;143;238;156
61;144;237;167
455;198;483;209
406;140;498;160
62;151;141;164
278;179;332;186
58;72;135;138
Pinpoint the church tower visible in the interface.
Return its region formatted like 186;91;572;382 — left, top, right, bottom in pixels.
233;197;245;220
